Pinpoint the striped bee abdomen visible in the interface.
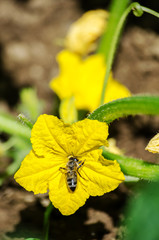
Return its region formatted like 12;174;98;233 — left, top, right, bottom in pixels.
66;171;77;192
60;156;84;193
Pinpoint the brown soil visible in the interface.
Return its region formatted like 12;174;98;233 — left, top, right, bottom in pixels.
0;0;159;239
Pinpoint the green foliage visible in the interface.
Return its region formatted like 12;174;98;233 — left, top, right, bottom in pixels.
0;88;44;184
17;88;44;123
124;181;159;240
25;238;40;240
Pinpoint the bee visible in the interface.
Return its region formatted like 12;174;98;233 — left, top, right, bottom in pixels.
60;156;84;193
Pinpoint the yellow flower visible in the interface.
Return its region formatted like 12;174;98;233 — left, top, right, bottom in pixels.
105;138;123;155
145;133;159;153
14;114;124;215
59;96;77;124
50;50;131;112
65;9;109;55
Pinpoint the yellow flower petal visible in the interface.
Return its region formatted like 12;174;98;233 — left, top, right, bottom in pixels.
71;119;108;155
50;50;131;112
105;78;131;104
75;54;106;110
14;150;64;194
59;97;78;124
31;114;108;157
50;51;81;99
83;155;125;196
49;172;89;215
65;9;109;55
145;133;159;153
105;138;123;155
31;114;73;156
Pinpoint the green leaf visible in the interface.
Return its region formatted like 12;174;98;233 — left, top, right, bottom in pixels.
124;181;159;240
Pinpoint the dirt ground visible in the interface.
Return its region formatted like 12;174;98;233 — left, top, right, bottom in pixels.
0;0;159;239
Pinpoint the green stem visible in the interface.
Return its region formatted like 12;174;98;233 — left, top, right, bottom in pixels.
132;3;159;18
98;0;129;57
102;148;159;181
43;202;54;240
88;95;159;124
2;138;16;151
99;2;159;106
18;113;33;129
139;6;159;18
0;115;31;140
99;2;132;105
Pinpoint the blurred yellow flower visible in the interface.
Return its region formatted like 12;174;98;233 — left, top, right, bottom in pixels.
145;133;159;153
50;50;131;112
105;138;123;155
14;114;124;215
59;96;77;124
65;9;109;55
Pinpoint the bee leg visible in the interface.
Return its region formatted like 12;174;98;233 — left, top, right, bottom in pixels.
77;170;84;179
77;160;85;169
77;164;87;181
